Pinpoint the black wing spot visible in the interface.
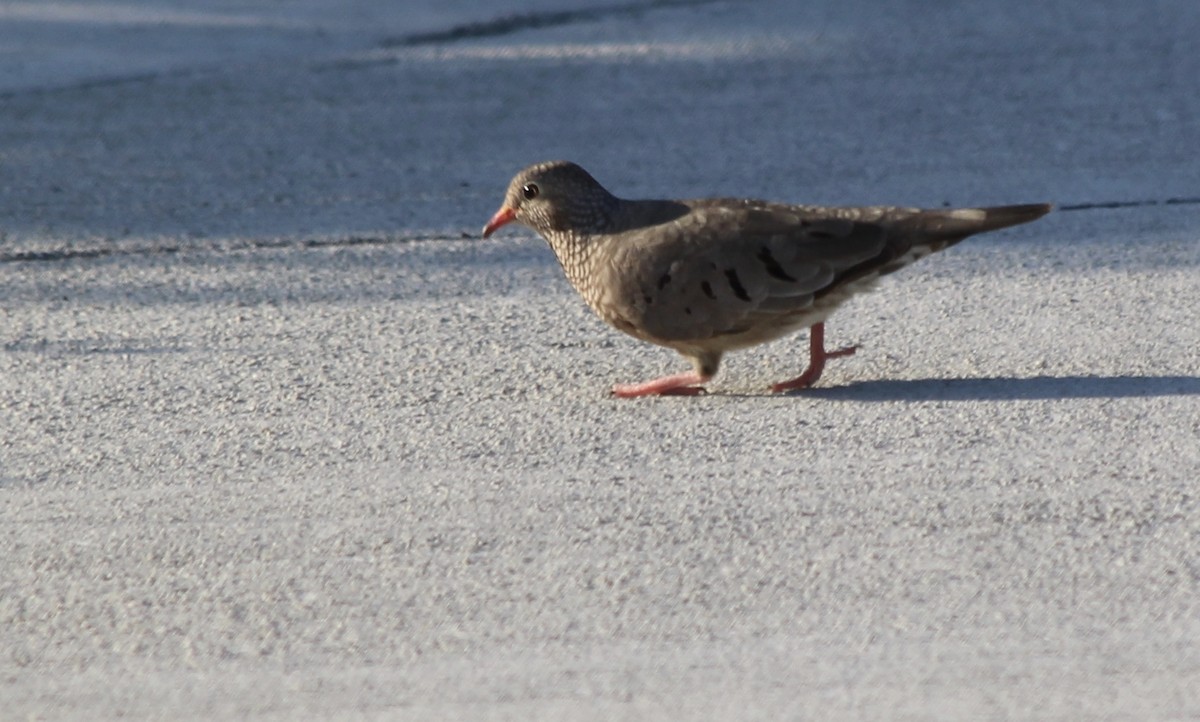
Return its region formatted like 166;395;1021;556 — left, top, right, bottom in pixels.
642;293;653;305
684;306;692;315
657;272;671;290
724;269;751;302
700;281;716;299
757;246;797;282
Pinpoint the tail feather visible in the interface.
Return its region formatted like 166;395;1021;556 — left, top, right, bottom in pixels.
904;203;1053;242
851;202;1052;283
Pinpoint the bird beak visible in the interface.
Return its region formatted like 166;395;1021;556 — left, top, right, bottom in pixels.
482;206;517;238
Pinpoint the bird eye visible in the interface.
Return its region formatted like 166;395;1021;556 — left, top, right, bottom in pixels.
521;183;540;200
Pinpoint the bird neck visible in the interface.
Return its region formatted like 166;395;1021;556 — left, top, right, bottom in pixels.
546;229;604;299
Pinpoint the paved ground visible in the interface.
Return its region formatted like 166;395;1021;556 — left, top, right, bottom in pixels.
2;1;1199;719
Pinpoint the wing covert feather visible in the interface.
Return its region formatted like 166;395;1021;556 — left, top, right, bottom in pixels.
605;205;890;342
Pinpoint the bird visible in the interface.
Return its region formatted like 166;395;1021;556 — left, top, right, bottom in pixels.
482;160;1051;398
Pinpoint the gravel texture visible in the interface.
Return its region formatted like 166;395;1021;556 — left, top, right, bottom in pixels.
1;0;1198;718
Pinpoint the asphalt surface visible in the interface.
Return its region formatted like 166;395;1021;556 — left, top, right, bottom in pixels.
2;1;1199;719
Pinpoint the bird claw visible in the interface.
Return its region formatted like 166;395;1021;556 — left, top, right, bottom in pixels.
771;325;858;392
611;371;711;398
611;384;708;398
770;375;819;393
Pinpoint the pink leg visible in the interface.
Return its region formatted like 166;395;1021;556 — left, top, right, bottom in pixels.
612;371;711;398
770;322;857;392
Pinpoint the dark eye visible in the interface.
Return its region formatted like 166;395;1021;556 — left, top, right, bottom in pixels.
521;183;539;200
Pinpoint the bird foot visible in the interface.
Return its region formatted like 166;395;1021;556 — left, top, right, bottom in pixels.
770;322;858;393
770;345;857;392
611;371;711;398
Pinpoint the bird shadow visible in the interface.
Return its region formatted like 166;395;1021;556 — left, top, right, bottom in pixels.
779;374;1200;402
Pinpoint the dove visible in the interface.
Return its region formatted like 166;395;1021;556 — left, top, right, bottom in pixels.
482;161;1050;397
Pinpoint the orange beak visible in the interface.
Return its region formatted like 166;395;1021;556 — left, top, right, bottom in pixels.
482;206;516;238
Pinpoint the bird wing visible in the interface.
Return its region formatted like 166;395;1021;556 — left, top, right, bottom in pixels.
603;202;895;343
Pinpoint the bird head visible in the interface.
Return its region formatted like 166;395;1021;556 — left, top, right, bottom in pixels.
482;161;617;239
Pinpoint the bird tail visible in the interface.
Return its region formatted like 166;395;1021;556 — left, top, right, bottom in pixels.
901;203;1053;243
829;202;1051;286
